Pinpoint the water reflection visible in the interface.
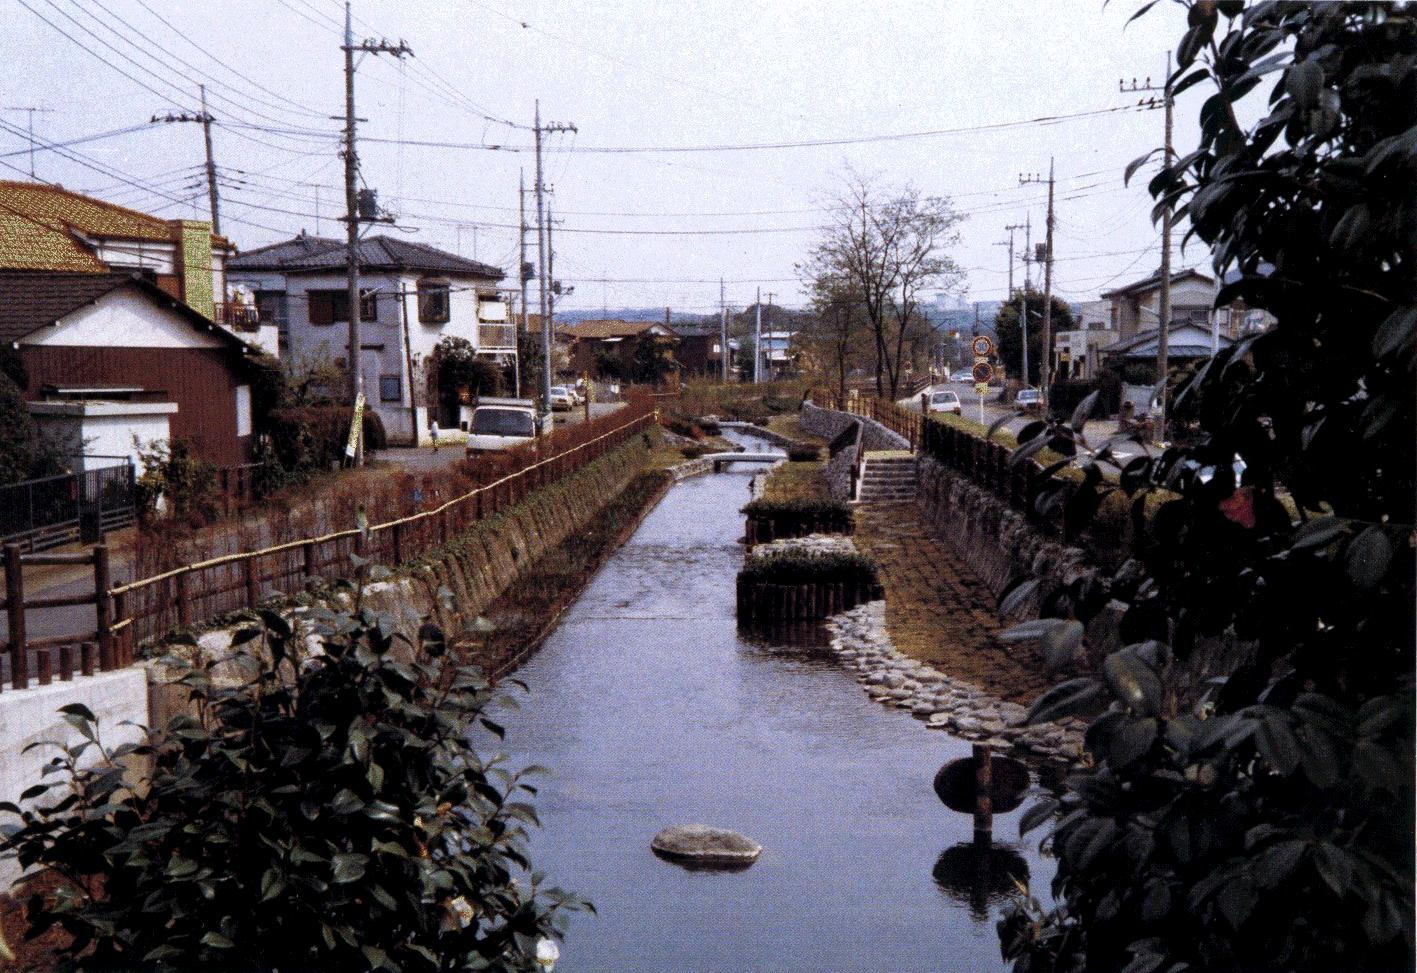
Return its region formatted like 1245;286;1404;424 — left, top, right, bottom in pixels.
933;842;1032;923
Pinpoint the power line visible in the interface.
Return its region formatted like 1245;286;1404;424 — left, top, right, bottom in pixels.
359;104;1158;155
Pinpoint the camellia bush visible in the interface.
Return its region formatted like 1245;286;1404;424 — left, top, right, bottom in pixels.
1;582;584;971
997;3;1415;973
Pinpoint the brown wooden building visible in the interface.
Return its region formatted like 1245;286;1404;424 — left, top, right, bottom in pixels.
0;271;263;468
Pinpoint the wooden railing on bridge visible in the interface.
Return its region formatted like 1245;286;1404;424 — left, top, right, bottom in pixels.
1;405;659;692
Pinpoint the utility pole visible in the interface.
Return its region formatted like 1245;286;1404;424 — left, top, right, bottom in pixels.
1020;215;1032;387
1021;161;1056;406
996;223;1024;297
532;101;577;413
150;91;220;233
518;168;530;350
1122;56;1174;439
341;0;412;463
4;106;53;180
754;286;763;384
719;277;728;383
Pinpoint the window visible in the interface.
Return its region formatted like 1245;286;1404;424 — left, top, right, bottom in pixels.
379;374;402;403
234;385;252;436
307;289;377;325
418;280;451;324
254;290;288;325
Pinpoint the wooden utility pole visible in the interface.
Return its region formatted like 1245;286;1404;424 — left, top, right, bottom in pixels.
341;1;411;463
1021;162;1056;405
719;277;728;383
1123;57;1175;438
754;286;763;384
150;92;220;233
996;223;1023;297
532;102;577;414
518;168;529;396
1020;215;1032;386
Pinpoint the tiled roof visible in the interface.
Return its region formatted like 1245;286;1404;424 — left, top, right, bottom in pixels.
0;180;228;273
229;233;504;279
1100;268;1214;300
556;319;678;340
0;269;254;353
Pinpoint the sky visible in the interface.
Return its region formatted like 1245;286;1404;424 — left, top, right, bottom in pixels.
0;0;1214;317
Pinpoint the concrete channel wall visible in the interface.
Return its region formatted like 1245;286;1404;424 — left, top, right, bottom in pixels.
800;402;910;501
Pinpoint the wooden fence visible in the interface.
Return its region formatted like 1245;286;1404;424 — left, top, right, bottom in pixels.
1;406;658;691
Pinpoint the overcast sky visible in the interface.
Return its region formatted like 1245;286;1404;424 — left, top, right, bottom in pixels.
2;0;1210;316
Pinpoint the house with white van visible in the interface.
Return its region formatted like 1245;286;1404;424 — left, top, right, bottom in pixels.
228;233;511;445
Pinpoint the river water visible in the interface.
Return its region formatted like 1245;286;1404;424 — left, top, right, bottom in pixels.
498;436;1055;972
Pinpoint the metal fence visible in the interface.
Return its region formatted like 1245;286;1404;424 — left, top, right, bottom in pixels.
0;461;136;552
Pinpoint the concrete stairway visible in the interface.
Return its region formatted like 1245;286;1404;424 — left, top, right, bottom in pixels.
857;450;918;503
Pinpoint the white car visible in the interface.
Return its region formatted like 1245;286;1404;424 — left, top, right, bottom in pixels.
928;390;962;414
548;386;575;412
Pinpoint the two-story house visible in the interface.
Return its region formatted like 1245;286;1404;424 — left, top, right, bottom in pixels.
1100;268;1218;341
227;233;510;445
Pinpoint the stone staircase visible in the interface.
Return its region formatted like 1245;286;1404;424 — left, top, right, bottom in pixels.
856;450;917;503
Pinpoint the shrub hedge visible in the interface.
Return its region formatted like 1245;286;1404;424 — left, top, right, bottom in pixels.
739;547;878;587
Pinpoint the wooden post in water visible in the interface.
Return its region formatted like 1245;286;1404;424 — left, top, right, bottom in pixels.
973;743;994;849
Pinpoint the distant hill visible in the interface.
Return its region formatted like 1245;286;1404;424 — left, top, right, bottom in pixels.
556;307;717;326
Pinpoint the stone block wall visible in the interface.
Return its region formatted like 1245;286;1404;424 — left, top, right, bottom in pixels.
801;402;910;502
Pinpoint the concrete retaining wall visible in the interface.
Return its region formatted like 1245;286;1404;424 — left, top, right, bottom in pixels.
800;401;909;451
0;668;149;887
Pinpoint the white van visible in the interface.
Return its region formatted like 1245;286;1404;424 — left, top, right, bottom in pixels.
463;398;551;454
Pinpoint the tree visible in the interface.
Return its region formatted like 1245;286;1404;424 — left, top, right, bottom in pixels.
998;4;1415;972
994;286;1075;388
798;292;873;402
628;333;675;385
799;170;965;398
431;337;504;415
1;595;583;971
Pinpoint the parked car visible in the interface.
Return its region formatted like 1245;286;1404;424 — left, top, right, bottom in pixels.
549;386;575;411
1015;388;1043;414
928;390;962;414
465;398;549;454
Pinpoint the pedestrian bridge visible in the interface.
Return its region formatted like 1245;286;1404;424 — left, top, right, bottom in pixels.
704;452;783;471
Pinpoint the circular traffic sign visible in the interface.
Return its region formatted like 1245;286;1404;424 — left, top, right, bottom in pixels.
972;361;994;384
971;335;995;358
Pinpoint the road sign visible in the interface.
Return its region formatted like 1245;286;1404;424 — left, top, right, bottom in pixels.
971;335;995;358
972;361;994;384
975;382;990;396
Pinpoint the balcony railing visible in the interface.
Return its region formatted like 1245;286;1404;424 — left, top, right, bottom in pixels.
214;302;262;331
478;323;517;350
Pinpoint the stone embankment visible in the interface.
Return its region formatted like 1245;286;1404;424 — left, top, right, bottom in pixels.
826;601;1084;764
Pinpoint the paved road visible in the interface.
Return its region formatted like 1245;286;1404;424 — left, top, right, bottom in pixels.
381;401;624;474
905;380;1144;468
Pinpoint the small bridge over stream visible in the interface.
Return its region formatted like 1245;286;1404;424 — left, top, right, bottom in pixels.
705;452;783;472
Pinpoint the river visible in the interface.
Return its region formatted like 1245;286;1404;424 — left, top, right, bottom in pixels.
498;435;1055;972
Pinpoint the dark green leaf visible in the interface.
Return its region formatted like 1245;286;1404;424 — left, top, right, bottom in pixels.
1026;678;1109;726
1346;527;1392;589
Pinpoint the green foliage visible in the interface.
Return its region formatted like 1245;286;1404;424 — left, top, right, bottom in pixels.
592;345;623;382
0;598;583;972
993;286;1075;388
998;5;1416;972
134;438;218;526
0;374;66;486
265;406;388;476
739;547;877;586
433;337;504;406
628;334;675;385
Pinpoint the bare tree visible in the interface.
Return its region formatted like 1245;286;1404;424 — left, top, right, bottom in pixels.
799;278;873;403
799;170;965;399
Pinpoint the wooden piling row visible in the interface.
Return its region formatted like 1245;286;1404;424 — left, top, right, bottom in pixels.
735;577;883;622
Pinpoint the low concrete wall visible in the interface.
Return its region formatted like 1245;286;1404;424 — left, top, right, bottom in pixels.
717;420;800;448
0;668;149;887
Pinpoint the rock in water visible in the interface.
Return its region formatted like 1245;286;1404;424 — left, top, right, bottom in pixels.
651;825;762;870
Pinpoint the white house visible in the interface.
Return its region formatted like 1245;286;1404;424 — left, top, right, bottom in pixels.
228;233;511;445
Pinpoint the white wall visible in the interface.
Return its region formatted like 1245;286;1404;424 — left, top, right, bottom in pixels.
29;404;175;473
21;290;225;349
0;669;150;889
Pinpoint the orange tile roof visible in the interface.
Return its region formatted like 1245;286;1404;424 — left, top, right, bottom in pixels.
0;180;229;274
